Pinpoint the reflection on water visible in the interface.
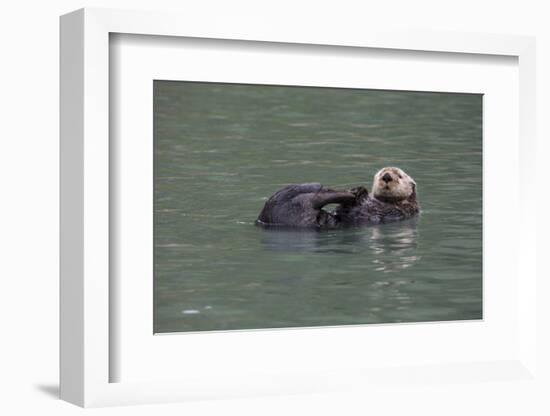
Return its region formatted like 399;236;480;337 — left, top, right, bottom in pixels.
154;81;482;333
260;219;420;273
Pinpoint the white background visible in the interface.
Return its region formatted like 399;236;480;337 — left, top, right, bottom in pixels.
1;1;548;415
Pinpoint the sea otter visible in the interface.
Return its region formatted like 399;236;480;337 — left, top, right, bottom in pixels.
335;167;419;225
256;183;356;228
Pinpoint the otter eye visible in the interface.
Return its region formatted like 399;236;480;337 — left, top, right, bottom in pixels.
398;174;402;179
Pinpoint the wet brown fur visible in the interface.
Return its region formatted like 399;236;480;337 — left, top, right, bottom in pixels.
334;185;419;225
256;168;420;228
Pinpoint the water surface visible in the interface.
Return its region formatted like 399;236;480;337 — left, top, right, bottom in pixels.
154;81;482;333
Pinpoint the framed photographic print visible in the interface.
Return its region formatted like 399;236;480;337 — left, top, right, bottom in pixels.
60;8;538;408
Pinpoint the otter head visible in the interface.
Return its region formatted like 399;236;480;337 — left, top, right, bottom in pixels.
371;167;417;202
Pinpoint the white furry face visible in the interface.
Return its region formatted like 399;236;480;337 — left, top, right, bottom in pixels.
371;167;416;201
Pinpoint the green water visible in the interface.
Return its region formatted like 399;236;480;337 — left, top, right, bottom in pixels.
153;81;482;333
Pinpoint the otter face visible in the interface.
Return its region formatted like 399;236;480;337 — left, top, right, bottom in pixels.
372;167;416;201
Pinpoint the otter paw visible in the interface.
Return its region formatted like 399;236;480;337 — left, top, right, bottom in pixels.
349;186;369;202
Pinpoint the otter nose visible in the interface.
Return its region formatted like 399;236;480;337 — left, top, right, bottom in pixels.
381;172;393;183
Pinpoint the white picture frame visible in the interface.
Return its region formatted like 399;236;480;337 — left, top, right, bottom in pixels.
60;7;538;408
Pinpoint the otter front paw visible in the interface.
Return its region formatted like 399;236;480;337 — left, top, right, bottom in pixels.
349;186;368;202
